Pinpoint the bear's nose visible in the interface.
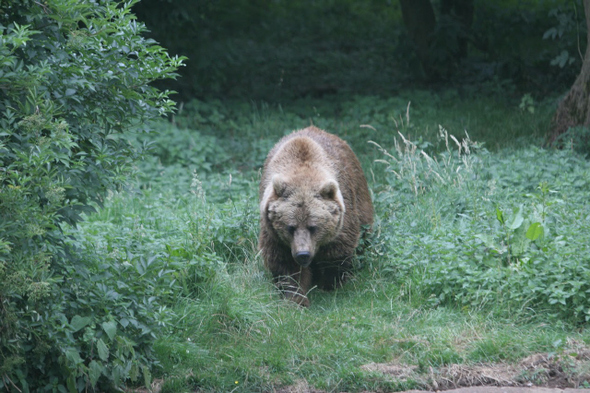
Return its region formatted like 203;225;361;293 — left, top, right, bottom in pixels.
295;251;312;267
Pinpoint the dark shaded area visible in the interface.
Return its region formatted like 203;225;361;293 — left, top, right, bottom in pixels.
400;0;437;79
551;0;590;146
134;0;403;101
133;0;585;102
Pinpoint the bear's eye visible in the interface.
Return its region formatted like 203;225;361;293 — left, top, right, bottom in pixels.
287;225;296;235
308;226;317;235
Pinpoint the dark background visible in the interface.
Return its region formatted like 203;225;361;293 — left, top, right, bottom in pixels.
133;0;584;102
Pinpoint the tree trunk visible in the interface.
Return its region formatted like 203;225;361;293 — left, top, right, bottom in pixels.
441;0;474;60
399;0;437;79
550;0;590;143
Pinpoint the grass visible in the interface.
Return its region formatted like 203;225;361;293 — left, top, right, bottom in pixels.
72;90;590;392
150;270;575;392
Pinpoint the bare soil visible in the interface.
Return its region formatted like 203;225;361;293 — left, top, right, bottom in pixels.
361;350;590;391
278;342;590;393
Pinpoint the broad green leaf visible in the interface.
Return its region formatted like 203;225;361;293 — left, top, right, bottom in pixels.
495;207;504;224
88;360;103;387
65;348;82;365
97;338;109;361
102;321;117;341
70;315;92;332
526;222;544;241
142;365;152;390
67;374;77;393
130;363;139;382
511;223;530;256
507;206;524;230
475;233;495;249
113;364;122;386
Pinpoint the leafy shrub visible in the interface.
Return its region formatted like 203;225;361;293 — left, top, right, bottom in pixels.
553;125;590;157
16;248;178;392
189;199;259;270
0;0;183;391
135;121;230;172
374;128;590;323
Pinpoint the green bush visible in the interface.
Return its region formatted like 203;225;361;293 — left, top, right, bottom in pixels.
136;121;230;172
0;0;183;391
374;129;590;323
553;125;590;157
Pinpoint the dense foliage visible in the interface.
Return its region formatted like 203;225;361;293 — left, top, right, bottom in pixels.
0;0;183;391
374;126;590;323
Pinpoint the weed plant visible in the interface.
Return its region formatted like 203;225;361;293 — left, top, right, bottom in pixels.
69;92;590;392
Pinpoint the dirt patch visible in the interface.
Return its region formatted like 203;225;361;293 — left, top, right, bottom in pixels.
275;379;327;393
362;363;419;380
360;349;590;391
422;363;518;390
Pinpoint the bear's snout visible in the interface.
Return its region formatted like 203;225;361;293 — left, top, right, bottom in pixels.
294;251;312;267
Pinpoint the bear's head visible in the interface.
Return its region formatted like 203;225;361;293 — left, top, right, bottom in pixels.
262;174;345;267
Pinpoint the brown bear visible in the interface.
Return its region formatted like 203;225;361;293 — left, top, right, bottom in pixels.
258;126;374;307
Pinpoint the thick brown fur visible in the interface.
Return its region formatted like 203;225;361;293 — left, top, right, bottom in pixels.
259;126;374;307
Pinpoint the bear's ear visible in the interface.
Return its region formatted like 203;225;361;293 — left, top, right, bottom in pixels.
272;175;288;198
260;175;288;216
320;180;338;199
320;180;345;211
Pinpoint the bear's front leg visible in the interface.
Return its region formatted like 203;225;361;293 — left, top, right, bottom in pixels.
313;261;350;290
313;243;354;290
276;266;312;307
260;237;313;307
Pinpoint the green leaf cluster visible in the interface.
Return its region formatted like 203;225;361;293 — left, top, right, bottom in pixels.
0;0;183;391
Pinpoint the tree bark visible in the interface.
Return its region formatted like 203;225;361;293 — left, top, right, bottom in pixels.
399;0;437;79
550;0;590;143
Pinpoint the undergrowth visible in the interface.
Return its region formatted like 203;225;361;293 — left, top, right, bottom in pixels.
67;92;590;392
373;117;590;323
